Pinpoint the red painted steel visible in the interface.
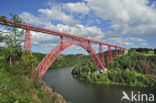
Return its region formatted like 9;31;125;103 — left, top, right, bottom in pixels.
99;44;105;67
107;46;112;62
114;47;118;58
120;49;123;55
35;38;106;78
23;29;32;55
0;19;125;49
0;19;126;77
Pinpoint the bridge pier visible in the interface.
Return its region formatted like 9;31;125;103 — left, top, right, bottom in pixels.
60;36;65;44
23;29;32;55
114;47;118;58
99;44;105;68
119;48;123;55
0;18;126;78
107;46;112;62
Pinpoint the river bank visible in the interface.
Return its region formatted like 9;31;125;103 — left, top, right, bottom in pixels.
43;67;156;103
72;51;156;87
39;80;66;103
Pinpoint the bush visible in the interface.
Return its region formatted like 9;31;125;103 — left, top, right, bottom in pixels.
32;78;42;89
37;90;45;99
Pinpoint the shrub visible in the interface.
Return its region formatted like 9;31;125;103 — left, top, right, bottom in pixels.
37;90;45;99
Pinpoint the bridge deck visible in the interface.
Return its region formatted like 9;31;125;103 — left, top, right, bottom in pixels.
0;19;125;49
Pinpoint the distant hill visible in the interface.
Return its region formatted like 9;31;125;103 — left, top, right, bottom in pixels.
33;52;90;69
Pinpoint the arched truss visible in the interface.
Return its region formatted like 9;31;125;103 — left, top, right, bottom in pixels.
35;38;106;78
0;19;126;78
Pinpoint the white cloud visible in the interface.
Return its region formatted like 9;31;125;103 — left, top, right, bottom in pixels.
38;3;79;26
20;12;49;25
19;11;148;49
125;37;146;42
19;11;106;49
85;0;156;35
30;31;60;46
107;37;147;46
63;2;89;14
18;1;152;51
141;42;148;46
151;1;156;8
55;24;105;41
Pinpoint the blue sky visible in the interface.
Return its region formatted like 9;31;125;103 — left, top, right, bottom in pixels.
0;0;156;54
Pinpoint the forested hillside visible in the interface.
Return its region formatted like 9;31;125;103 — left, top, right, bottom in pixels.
72;49;156;87
33;52;90;69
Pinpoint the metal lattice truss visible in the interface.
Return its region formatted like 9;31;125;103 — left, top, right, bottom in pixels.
0;19;126;78
35;37;106;77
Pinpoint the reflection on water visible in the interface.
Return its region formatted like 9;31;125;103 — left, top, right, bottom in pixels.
43;67;156;103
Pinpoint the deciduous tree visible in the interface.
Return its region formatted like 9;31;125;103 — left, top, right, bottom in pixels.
0;13;24;66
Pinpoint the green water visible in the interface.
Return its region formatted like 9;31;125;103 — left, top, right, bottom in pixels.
43;67;156;103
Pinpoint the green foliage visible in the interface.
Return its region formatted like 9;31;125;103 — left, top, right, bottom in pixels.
51;54;90;69
0;53;55;103
0;68;32;103
21;54;38;76
51;96;57;103
32;78;42;89
37;90;45;99
107;69;156;87
0;56;5;67
0;16;6;20
0;14;24;66
10;13;23;23
33;52;90;69
0;14;62;103
73;66;156;87
154;48;156;54
107;51;156;75
0;34;4;43
72;51;156;87
130;48;154;54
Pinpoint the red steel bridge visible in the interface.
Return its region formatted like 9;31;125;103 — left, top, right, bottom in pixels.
0;19;125;78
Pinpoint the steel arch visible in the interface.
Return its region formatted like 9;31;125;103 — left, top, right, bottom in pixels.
35;39;106;78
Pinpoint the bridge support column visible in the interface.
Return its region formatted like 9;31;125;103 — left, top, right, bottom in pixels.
107;46;112;62
60;36;65;49
87;42;98;69
23;29;32;55
60;36;65;44
119;49;123;56
99;44;105;67
114;47;118;58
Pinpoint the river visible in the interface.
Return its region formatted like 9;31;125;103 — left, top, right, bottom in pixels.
43;67;156;103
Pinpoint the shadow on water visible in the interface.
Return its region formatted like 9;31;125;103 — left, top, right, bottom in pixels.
43;67;156;103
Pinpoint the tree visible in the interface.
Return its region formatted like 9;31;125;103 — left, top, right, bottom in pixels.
154;48;156;54
0;14;24;66
0;34;4;50
0;16;5;48
0;35;4;43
